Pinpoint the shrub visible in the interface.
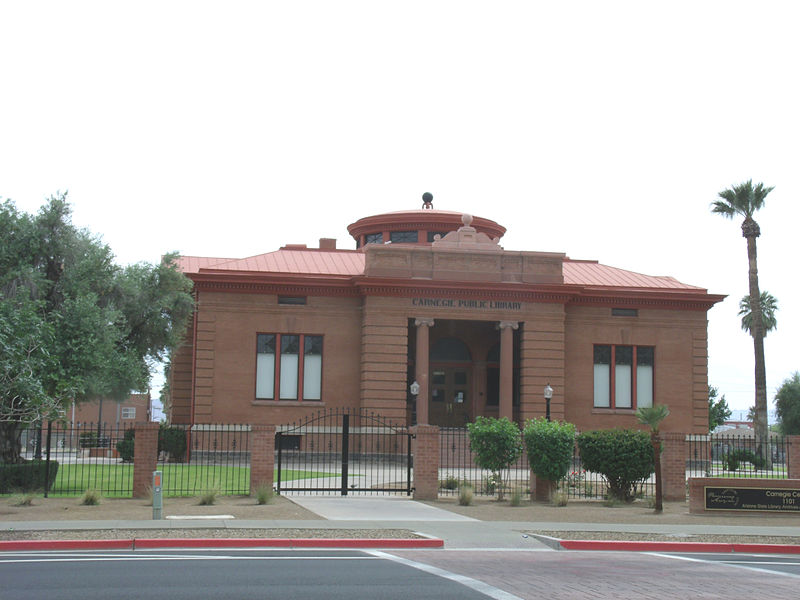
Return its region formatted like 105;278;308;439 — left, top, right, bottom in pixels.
255;484;273;505
81;489;101;505
467;416;523;500
458;483;474;506
576;429;654;503
440;476;460;490
159;425;187;462
116;428;135;462
198;487;219;505
11;493;35;506
523;417;576;483
723;448;765;471
0;460;59;493
551;489;568;507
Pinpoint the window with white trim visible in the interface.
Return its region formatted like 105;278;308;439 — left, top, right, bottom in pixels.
121;407;136;419
256;333;323;401
593;345;653;409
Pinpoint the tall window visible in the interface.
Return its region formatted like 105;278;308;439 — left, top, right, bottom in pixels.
390;230;418;243
593;345;654;409
256;333;323;401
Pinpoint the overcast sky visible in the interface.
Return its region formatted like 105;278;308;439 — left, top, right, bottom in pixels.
2;1;798;417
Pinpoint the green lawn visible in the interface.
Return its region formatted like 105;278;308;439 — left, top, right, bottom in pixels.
34;464;338;498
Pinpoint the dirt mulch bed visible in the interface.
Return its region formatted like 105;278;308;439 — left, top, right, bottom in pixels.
0;528;422;541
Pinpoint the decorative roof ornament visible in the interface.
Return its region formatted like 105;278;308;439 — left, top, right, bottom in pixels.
422;192;433;209
432;213;504;252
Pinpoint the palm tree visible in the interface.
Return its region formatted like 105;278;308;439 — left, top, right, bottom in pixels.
738;291;778;336
712;179;774;466
636;405;669;513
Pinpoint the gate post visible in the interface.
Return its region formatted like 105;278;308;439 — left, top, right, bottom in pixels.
411;424;440;500
133;422;159;498
787;436;800;479
250;424;276;495
661;432;687;501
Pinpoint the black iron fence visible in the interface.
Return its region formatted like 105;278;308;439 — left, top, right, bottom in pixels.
438;428;652;500
687;433;788;479
276;408;412;495
438;427;531;496
2;423;135;497
157;424;251;496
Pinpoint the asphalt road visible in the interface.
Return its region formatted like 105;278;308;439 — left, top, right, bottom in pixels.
4;549;800;600
0;549;514;600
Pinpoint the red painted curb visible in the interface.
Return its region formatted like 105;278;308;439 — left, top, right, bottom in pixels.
559;540;800;554
0;540;133;551
0;538;443;552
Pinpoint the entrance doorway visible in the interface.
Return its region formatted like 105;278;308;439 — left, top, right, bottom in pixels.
429;366;471;427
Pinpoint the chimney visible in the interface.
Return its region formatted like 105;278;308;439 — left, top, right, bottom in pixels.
319;238;337;250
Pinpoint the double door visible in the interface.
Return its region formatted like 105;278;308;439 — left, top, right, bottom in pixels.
429;366;471;427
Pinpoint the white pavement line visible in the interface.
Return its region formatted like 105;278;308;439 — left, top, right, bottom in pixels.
369;550;524;600
0;555;381;564
647;553;800;580
165;515;235;519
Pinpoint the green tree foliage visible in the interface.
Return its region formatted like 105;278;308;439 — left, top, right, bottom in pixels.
775;372;800;435
738;291;778;337
708;386;732;432
523;417;575;483
711;179;774;464
0;194;194;463
576;429;654;503
467;416;523;500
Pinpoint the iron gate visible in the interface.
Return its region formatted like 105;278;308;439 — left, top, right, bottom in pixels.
276;408;413;495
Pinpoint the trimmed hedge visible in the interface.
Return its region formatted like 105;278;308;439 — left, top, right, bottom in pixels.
0;460;60;493
576;429;653;503
523;417;576;482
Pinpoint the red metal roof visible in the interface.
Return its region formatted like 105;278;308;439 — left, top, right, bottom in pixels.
178;251;704;292
563;260;704;290
199;250;365;276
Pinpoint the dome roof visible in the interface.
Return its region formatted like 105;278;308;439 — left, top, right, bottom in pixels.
347;209;506;244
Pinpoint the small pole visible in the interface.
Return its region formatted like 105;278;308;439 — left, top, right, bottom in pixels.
152;470;163;520
44;422;53;497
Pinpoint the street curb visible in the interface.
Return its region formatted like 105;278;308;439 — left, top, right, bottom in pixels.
0;537;444;552
559;540;800;554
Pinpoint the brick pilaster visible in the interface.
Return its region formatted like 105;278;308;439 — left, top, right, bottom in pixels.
133;422;160;498
787;436;800;479
661;432;686;501
411;425;440;500
250;425;276;494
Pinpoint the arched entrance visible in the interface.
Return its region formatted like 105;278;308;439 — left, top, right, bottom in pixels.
429;337;472;427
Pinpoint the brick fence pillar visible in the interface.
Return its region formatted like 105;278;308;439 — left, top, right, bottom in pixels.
411;424;440;500
250;425;276;494
132;422;159;498
787;436;800;479
661;432;687;501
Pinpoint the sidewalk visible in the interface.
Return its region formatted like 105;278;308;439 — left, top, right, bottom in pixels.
3;495;800;553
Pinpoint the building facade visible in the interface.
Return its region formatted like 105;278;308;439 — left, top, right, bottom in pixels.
168;206;724;434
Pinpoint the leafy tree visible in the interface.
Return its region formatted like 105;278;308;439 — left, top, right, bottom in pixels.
0;194;194;463
636;404;669;512
576;429;654;503
738;291;778;337
775;372;800;435
467;416;523;500
712;179;774;465
523;417;575;500
708;386;731;432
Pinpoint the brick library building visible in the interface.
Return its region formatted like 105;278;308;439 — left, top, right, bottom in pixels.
168;200;723;435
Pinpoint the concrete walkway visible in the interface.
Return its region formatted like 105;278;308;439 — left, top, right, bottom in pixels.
3;495;800;553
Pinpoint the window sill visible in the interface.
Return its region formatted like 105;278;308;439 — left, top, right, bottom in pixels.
592;408;636;414
252;400;325;407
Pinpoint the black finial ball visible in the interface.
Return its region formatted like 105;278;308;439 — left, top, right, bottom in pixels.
422;192;433;203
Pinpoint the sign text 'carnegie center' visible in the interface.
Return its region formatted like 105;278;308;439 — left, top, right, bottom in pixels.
412;298;522;310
